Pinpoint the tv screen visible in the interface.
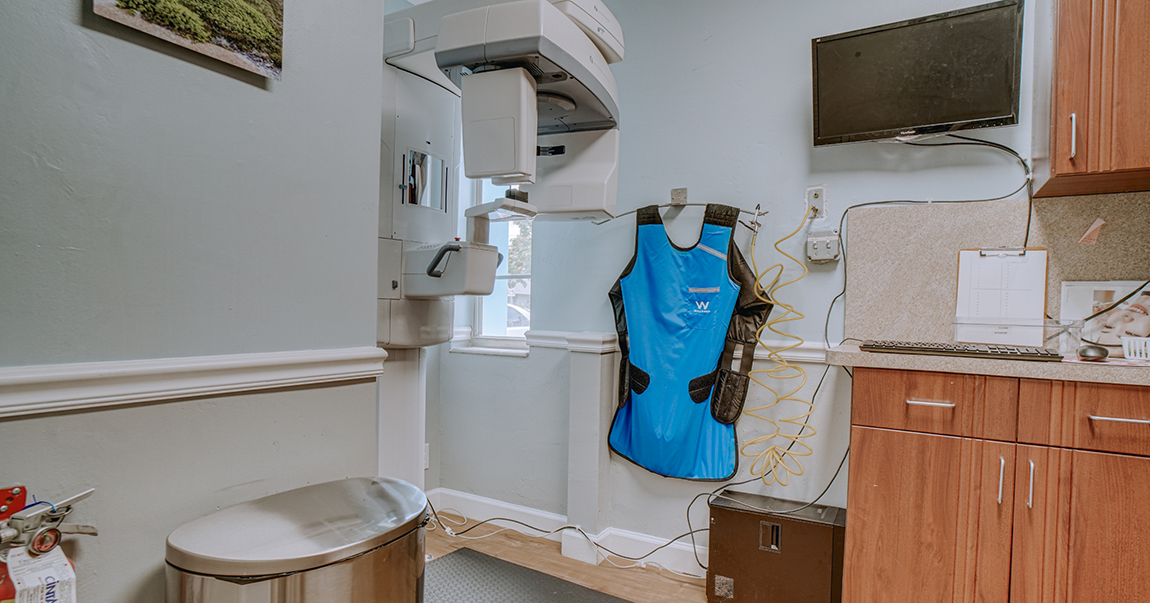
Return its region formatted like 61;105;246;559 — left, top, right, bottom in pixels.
812;0;1023;146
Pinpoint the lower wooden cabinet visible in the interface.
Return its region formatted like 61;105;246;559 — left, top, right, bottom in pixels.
843;426;1013;603
1011;446;1150;603
1059;449;1150;603
845;368;1150;603
1007;444;1056;603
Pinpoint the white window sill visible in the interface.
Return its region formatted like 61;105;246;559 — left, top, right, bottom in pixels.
448;345;529;358
447;330;625;358
449;329;529;357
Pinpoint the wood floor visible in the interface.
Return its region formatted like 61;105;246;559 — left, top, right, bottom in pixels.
425;512;707;603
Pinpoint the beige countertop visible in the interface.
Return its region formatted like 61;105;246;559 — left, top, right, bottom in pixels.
827;344;1150;387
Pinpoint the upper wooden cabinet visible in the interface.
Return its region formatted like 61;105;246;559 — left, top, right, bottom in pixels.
1035;0;1150;197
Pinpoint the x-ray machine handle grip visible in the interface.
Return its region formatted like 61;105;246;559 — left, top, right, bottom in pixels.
426;243;462;278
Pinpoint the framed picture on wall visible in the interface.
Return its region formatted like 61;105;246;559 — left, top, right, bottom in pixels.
93;0;283;80
1061;280;1150;356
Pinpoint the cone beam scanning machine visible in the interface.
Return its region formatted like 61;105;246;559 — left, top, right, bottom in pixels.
378;0;624;348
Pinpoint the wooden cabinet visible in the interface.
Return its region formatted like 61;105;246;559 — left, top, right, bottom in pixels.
844;368;1150;603
844;426;1015;603
1008;444;1057;603
1013;380;1150;603
851;368;1018;440
844;368;1019;603
1035;0;1150;197
1062;450;1150;602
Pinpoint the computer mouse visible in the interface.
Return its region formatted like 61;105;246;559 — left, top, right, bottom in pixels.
1077;344;1110;361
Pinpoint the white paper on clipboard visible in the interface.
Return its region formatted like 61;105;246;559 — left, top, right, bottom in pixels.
954;248;1048;346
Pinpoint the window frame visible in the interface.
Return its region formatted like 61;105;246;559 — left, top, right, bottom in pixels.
464;179;532;351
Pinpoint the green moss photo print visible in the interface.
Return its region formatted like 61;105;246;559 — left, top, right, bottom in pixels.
94;0;283;80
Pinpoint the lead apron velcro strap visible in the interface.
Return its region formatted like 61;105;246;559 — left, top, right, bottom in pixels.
704;224;770;425
696;331;757;425
630;362;651;395
687;365;750;425
712;370;750;424
688;369;718;403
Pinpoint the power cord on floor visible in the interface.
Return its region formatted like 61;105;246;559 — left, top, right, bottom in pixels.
425;499;708;579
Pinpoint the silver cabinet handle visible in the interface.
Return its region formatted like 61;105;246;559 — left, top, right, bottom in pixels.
1070;113;1077;159
905;399;956;408
1027;460;1034;509
1088;415;1150;425
997;456;1005;505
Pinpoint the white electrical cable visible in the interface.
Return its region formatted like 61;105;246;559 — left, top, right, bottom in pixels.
425;500;708;579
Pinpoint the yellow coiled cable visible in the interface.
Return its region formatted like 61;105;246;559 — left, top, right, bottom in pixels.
739;205;818;486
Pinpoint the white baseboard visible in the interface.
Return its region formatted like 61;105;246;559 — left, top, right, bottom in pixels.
424;488;708;578
594;526;708;578
424;488;568;543
0;346;388;419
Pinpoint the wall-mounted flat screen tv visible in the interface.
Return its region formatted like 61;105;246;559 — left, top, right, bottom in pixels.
812;0;1024;146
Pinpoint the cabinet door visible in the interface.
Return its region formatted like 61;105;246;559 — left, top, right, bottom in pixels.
843;427;1014;603
1010;445;1072;603
1044;0;1150;195
1107;0;1150;172
965;440;1015;603
844;427;964;603
1063;450;1150;603
1051;0;1092;177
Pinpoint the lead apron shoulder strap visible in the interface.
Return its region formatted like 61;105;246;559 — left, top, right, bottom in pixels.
607;204;772;481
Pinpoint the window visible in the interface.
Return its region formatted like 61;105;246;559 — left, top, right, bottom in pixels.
474;178;532;340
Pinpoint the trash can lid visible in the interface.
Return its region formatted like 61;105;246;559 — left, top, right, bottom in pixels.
165;477;427;578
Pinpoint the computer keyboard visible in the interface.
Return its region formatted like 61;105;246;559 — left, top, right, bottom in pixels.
859;340;1065;362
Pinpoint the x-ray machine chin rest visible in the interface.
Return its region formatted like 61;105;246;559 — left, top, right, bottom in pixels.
378;0;623;348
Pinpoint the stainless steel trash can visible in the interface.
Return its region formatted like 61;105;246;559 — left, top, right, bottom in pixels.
165;477;428;603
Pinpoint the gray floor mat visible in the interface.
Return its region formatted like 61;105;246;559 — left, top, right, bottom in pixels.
425;547;633;603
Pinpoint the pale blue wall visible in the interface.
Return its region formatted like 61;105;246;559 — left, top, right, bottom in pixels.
437;348;572;512
0;0;385;599
0;0;381;367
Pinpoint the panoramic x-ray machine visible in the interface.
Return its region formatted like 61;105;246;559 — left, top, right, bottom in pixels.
379;0;624;349
375;0;625;487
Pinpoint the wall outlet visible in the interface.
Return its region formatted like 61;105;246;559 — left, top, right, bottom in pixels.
806;226;840;263
805;184;827;219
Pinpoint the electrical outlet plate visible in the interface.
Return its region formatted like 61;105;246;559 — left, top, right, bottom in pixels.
805;185;827;219
806;227;840;263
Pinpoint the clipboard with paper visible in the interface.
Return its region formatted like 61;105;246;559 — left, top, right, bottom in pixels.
954;248;1048;346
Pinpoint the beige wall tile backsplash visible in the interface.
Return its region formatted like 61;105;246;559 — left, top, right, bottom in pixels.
845;192;1150;342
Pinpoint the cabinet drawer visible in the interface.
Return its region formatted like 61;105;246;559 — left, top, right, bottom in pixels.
852;368;1018;440
1071;382;1150;457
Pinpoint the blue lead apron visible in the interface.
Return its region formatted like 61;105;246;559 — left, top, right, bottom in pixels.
608;204;771;481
